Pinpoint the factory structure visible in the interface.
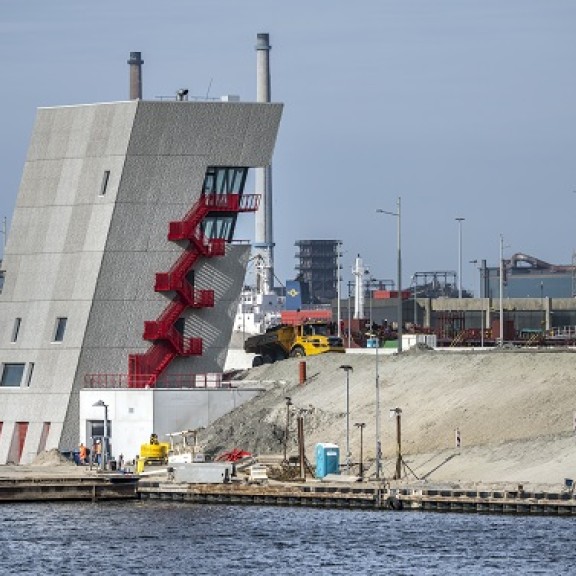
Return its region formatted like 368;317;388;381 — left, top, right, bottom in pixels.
0;40;282;464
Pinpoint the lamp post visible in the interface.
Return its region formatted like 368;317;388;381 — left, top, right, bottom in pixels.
390;407;402;480
339;364;353;473
375;336;381;479
455;217;465;298
283;396;292;463
93;400;109;471
499;234;504;345
377;196;402;353
355;422;366;480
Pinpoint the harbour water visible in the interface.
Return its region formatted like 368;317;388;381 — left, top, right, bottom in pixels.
1;501;575;575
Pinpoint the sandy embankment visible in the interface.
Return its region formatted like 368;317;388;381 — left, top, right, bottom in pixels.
205;348;576;490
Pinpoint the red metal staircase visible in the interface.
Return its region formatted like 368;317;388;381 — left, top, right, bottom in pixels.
128;193;259;387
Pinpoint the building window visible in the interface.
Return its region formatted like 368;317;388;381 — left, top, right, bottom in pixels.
0;363;25;387
99;170;110;196
11;318;21;343
37;422;51;454
53;317;68;342
25;363;34;387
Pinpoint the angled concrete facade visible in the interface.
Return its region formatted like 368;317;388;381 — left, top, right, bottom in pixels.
0;100;282;464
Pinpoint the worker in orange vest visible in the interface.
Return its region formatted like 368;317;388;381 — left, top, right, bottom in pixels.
78;443;87;465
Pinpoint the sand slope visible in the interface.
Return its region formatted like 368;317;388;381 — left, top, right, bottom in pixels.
205;348;576;489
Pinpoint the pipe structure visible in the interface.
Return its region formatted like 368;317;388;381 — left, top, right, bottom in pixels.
455;217;465;298
127;52;144;100
254;33;274;294
376;197;402;352
339;365;354;473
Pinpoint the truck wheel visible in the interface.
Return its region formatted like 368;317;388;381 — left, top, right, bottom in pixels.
290;346;306;358
252;355;264;367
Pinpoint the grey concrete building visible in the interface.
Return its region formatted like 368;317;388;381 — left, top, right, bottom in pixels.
0;99;282;464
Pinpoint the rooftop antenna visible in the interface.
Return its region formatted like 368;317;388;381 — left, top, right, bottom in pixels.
205;78;213;100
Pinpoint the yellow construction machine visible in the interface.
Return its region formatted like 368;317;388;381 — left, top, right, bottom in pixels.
136;433;170;474
244;320;345;367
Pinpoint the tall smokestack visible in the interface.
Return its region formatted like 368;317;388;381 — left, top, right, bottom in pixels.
127;51;144;100
254;33;274;294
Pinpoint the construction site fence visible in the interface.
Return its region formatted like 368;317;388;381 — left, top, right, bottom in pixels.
83;373;235;389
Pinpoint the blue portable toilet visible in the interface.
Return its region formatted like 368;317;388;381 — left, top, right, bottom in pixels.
315;443;340;479
366;337;379;348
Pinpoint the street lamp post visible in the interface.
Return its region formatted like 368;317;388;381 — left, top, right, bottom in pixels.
355;422;366;480
455;218;465;298
93;400;109;471
499;234;504;345
339;365;353;473
375;338;381;479
377;196;402;353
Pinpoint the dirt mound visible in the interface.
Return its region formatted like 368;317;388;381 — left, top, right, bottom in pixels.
31;449;75;467
202;349;576;488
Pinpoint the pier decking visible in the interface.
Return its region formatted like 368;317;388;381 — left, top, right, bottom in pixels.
137;481;576;515
1;468;574;515
0;475;138;502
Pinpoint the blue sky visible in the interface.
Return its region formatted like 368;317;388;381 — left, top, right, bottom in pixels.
1;1;575;294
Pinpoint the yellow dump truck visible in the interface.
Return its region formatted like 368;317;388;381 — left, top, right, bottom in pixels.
244;321;345;367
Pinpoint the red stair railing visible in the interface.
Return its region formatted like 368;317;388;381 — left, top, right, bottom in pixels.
127;192;259;388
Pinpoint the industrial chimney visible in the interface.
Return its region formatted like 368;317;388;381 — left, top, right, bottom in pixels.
127;52;144;100
254;33;274;295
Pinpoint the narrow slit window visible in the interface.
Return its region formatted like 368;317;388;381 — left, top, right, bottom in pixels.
11;318;21;343
53;317;68;342
25;362;34;387
99;170;110;196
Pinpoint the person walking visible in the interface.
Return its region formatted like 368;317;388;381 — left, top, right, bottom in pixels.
95;440;102;468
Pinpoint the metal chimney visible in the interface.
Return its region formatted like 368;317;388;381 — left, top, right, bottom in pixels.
127;52;144;100
254;33;274;294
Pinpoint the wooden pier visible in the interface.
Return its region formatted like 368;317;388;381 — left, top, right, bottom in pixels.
1;473;574;515
137;481;576;515
0;475;138;503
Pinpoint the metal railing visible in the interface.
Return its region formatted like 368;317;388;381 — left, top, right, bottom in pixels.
84;372;229;389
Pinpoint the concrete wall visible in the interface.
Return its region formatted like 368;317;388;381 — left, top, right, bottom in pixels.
0;100;283;464
79;387;262;463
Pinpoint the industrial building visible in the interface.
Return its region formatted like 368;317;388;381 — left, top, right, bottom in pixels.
0;81;282;464
294;240;340;304
479;253;576;299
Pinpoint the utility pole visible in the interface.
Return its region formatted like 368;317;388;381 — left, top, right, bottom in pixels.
390;407;402;480
283;396;292;464
355;422;365;481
